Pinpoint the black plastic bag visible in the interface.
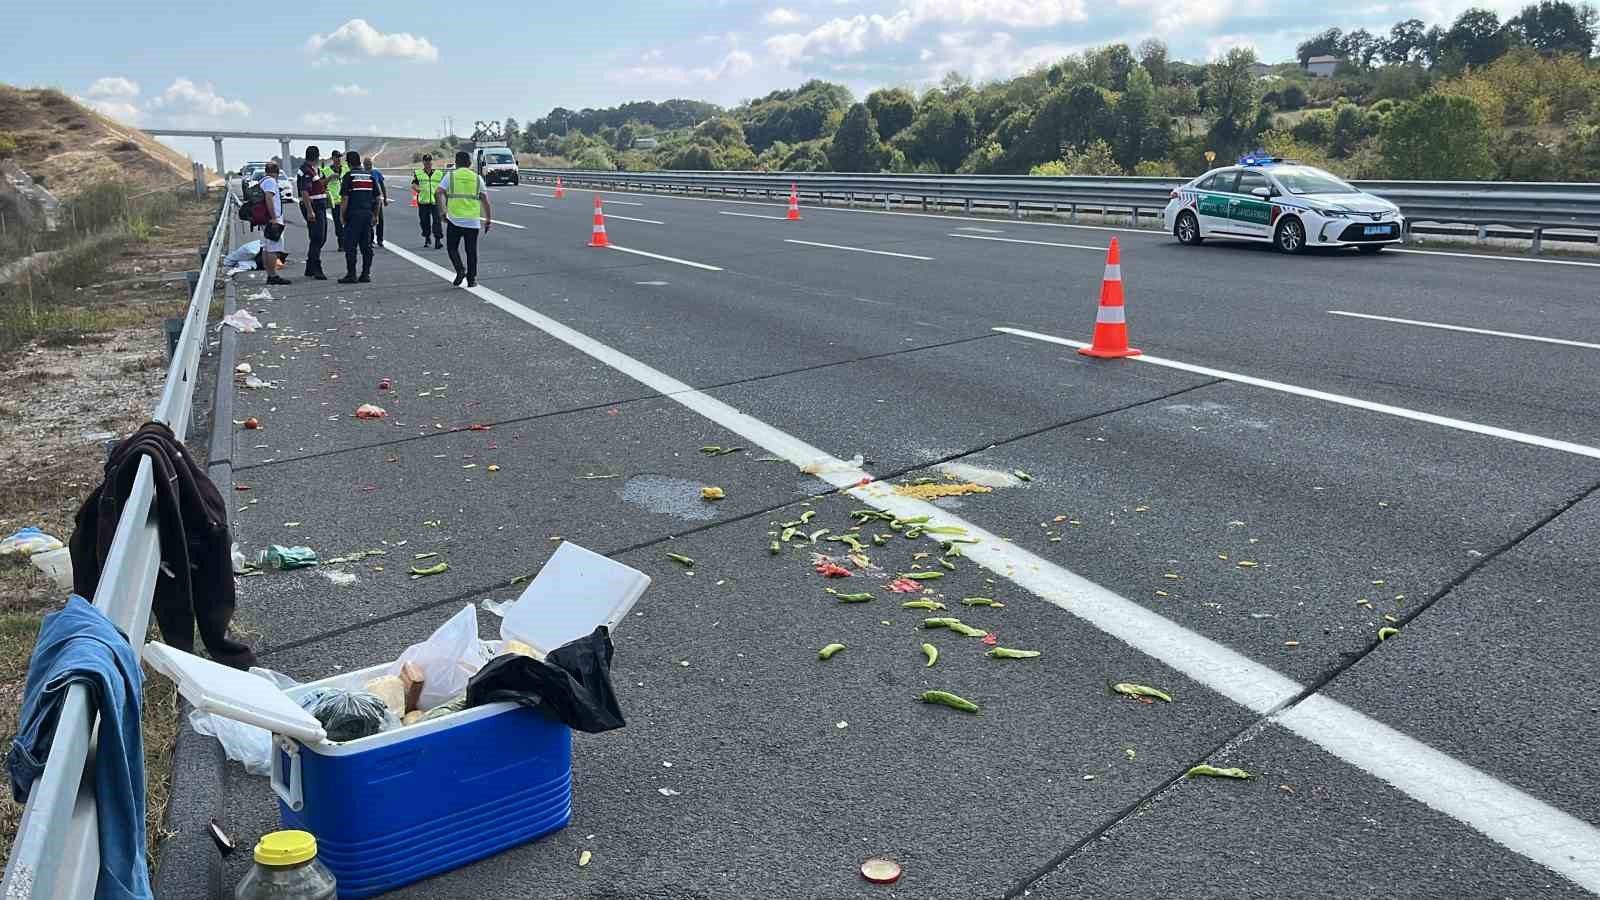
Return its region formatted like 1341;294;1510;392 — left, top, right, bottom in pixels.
299;688;397;742
465;626;625;733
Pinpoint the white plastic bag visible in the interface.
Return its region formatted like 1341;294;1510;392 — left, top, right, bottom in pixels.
0;528;63;557
221;309;261;333
392;605;492;709
188;668;299;776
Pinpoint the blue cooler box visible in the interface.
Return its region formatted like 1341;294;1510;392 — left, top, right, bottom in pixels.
272;663;574;898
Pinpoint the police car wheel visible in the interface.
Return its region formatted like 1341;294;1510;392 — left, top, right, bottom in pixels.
1274;218;1306;254
1175;211;1202;245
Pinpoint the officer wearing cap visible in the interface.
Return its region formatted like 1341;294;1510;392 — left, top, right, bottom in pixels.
411;154;444;248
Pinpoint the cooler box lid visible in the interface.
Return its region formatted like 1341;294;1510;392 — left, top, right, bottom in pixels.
501;541;651;653
143;643;327;743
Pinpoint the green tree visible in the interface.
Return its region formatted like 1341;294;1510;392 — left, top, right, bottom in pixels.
1507;1;1597;56
1330;103;1370;157
1386;19;1429;63
1137;38;1170;85
781;141;832;171
827;103;886;171
1281;84;1308;110
1116;66;1162;168
1442;9;1511;67
1381;93;1494;177
615;123;637;151
1030;140;1125;176
1204;48;1261;155
573;145;614;170
502;118;521;150
865;88;917;141
1298;27;1345;65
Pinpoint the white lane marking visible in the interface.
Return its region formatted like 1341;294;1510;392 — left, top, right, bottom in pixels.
1391;247;1600;268
949;233;1105;252
995;326;1600;461
719;211;790;221
606;214;666;225
490;220;526;230
385;238;1600;891
785;238;933;261
483;187;500;192
1328;310;1600;351
526;191;558;198
956;226;1006;233
603;199;645;206
635;281;669;286
511;202;544;209
608;245;722;271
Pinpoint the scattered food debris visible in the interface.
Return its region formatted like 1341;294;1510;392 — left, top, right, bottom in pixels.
356;404;387;419
1112;682;1172;703
818;643;846;660
919;690;979;713
987;647;1040;659
860;858;902;885
921;643;938;667
893;482;993;500
243;417;260;430
578;850;592;867
1186;764;1251;780
409;561;449;578
667;553;696;568
1378;626;1400;640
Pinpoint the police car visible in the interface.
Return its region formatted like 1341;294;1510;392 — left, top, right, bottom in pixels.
1162;157;1403;254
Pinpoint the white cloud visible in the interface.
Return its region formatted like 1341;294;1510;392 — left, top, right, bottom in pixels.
641;48;665;62
1116;0;1255;34
921;31;1085;82
302;112;341;128
76;97;142;124
763;0;1089;65
766;11;916;63
304;19;439;62
764;7;808;25
332;83;369;97
610;49;756;85
86;76;139;99
148;78;250;118
903;0;1087;28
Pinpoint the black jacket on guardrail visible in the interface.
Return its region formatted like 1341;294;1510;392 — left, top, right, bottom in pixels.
69;422;257;669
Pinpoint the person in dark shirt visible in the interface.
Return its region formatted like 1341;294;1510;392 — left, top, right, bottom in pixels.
295;145;330;280
337;150;381;284
364;160;388;247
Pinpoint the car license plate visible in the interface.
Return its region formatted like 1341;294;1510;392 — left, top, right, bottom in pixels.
1364;225;1390;236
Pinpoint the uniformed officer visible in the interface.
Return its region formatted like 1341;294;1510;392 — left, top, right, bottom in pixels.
337;150;381;284
322;150;348;251
436;150;492;287
411;154;444;248
295;145;330;280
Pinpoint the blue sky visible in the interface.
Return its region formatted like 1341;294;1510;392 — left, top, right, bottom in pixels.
10;0;1524;166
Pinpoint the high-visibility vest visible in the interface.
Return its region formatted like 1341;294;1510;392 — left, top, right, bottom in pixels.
446;169;481;221
414;168;443;205
323;161;346;203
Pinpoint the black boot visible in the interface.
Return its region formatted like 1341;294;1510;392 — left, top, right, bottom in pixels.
266;275;292;285
452;270;465;287
358;272;371;283
337;273;359;284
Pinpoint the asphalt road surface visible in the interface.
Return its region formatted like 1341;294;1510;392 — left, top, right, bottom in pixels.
208;184;1600;899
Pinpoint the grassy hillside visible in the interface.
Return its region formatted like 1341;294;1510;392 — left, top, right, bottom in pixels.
0;86;201;197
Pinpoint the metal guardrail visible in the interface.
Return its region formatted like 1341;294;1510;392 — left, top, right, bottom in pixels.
1;188;238;899
524;169;1600;249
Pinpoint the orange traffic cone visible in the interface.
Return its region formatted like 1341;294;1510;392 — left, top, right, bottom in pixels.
555;175;566;199
409;188;418;208
588;195;609;248
787;183;801;221
1077;238;1140;359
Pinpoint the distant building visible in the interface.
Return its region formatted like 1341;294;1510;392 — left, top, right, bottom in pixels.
1305;55;1340;78
1249;62;1274;78
634;137;659;150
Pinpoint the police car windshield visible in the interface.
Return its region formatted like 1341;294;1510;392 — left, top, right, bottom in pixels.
1271;167;1357;195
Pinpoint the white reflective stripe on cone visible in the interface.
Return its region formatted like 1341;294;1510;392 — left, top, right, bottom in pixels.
1096;305;1126;324
1103;264;1122;281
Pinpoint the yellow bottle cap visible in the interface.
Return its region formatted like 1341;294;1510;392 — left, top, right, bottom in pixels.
254;830;318;866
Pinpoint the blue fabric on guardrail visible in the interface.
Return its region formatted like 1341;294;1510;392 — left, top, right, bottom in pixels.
6;595;150;900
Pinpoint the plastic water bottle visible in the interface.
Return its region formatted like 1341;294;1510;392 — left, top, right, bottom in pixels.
234;830;337;899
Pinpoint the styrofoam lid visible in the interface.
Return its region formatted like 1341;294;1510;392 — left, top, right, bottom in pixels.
143;643;327;743
501;541;651;652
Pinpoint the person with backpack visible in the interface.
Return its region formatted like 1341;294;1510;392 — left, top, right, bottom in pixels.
295;146;330;280
258;162;290;286
436;150;492;287
336;150;381;284
322;151;348;252
411;154;444;249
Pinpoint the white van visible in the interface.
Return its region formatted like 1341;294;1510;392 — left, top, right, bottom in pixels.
474;145;519;186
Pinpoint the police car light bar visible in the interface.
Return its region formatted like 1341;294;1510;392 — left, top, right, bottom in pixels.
1238;154;1298;166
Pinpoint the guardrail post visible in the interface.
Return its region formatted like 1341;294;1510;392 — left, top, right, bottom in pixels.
1476;225;1487;244
883;194;890;211
1010;200;1019;220
1071;204;1078;223
1132;206;1141;228
1532;227;1543;255
921;195;928;211
964;198;972;214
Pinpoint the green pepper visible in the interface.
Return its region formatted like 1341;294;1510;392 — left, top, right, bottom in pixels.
808;528;830;543
769;540;781;555
922;526;967;535
947;622;988;638
1377;626;1399;641
938;558;956;571
898;571;943;581
987;647;1040;659
960;597;1003;607
409;561;449;577
667;553;695;567
830;591;873;603
919;690;978;713
872;533;890;546
1186;764;1250;780
818;643;846;660
1111;682;1172;703
780;527;797;542
901;600;946;610
1013;470;1032;481
921;643;938;667
922;617;960;628
799;510;817;524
